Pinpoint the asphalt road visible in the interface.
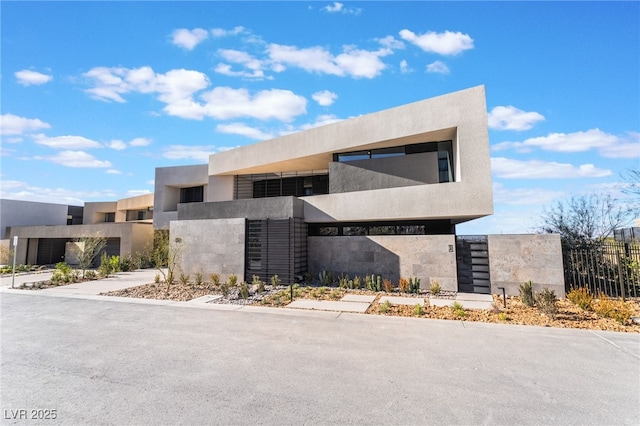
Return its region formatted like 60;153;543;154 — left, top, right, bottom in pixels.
1;292;639;425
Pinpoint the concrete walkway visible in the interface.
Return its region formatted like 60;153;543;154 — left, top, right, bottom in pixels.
430;292;494;310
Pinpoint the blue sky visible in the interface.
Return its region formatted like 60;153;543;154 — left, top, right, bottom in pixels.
1;1;638;234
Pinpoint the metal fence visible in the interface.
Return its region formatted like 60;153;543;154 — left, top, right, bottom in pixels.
562;241;640;299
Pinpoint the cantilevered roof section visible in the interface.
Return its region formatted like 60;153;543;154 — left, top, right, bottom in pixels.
209;85;487;177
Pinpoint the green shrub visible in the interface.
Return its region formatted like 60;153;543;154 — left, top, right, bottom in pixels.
338;273;349;289
228;274;238;287
51;262;78;284
253;275;265;293
519;280;535;307
179;273;190;286
270;274;281;288
194;271;203;286
498;312;508;321
567;287;593;311
409;277;420;294
353;275;361;289
220;282;229;297
451;301;466;317
318;270;333;286
210;273;220;287
154;273;160;284
429;280;441;295
239;282;249;299
535;288;558;318
379;300;392;314
413;304;424;316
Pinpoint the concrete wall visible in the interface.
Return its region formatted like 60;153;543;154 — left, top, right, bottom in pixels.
488;234;565;297
8;223;153;265
308;235;457;290
154;164;209;229
170;218;245;282
83;201;118;224
329;152;438;194
178;196;304;221
0;199;71;239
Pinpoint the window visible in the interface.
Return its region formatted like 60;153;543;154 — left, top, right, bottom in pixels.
180;186;204;203
308;221;453;236
104;212;115;222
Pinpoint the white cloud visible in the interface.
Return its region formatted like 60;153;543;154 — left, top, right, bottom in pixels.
488;106;545;131
214;49;266;79
267;43;391;79
211;26;246;38
171;28;209;50
492;128;638;158
323;2;362;15
162;145;216;162
399;60;412;74
33;134;102;150
298;114;343;131
83;66;306;122
0;180;117;205
126;189;152;197
399;29;474;55
426;60;450;74
106;140;127;150
43;151;113;168
200;87;307;122
216;123;274;140
312;90;338;106
377;36;404;50
129;137;152;147
491;157;611;179
15;69;53;86
106;169;122;174
0;114;51;136
146;180;155;186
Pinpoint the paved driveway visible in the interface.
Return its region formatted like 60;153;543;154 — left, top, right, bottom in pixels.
1;292;638;425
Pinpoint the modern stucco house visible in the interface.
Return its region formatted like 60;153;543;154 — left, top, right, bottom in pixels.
154;85;559;294
3;194;154;266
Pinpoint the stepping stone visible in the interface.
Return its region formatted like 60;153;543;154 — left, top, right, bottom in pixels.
379;296;425;306
341;294;376;303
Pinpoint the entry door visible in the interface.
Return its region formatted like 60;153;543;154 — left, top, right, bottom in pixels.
456;236;491;294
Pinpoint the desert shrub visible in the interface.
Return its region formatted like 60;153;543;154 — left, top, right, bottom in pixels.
399;278;410;293
238;282;249;299
270;274;281;288
51;262;78;284
304;271;314;284
595;294;633;325
154;273;160;284
220;282;230;297
382;279;394;293
567;287;593;311
329;289;341;300
429;280;441;295
252;275;265;293
338;273;349;289
210;273;220;287
451;301;466;317
379;300;392;314
85;270;97;280
179;273;190;286
108;255;121;273
409;277;420;294
194;271;203;286
318;270;333;286
353;275;361;289
519;280;535;307
118;254;132;272
228;274;238;287
498;312;508;321
413;304;424;316
535;288;558;318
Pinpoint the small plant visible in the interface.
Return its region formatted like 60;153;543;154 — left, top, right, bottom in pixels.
519;280;535;307
338;273;349;289
85;270;97;280
270;274;281;288
567;287;593;311
329;289;341;300
353;275;361;289
304;271;314;284
413;304;424;316
409;277;420;294
379;300;392;314
429;280;441;295
451;301;466;317
238;282;249;299
318;270;333;286
194;271;203;286
228;274;238;287
179;273;190;286
253;275;265;293
498;312;508;321
382;279;394;293
51;262;78;284
210;273;220;287
535;288;558;318
595;294;633;325
220;282;230;298
399;278;410;293
154;273;160;284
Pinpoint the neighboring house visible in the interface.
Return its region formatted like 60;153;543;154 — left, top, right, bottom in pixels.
4;194;154;266
157;86;560;295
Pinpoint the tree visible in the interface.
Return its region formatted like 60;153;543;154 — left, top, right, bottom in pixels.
76;236;107;279
539;193;633;248
621;168;640;214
